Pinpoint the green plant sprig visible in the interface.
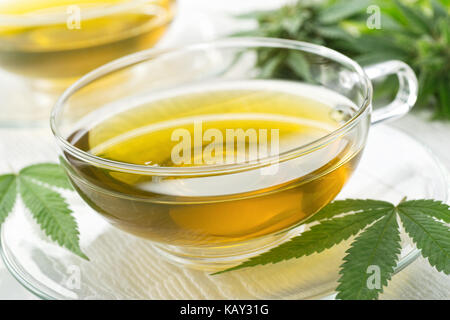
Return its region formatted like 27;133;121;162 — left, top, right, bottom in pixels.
233;0;450;119
213;198;450;300
0;163;87;260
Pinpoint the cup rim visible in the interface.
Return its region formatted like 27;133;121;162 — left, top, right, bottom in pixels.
50;37;372;176
0;0;159;26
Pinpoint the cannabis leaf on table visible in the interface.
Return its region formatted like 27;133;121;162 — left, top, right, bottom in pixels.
0;163;88;260
1;163;449;300
214;199;450;300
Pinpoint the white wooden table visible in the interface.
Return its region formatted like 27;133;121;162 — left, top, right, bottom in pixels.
0;0;449;300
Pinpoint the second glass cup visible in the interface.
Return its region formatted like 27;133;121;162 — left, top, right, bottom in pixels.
0;0;175;125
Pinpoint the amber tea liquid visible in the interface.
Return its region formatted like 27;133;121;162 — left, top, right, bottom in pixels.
65;81;364;246
0;0;174;79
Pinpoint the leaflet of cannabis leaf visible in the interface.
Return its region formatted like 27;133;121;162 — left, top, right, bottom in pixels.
0;163;88;260
214;199;450;300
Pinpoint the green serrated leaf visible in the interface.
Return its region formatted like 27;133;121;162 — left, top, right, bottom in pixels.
398;205;450;274
353;35;408;56
230;29;266;38
281;14;304;36
399;200;450;223
438;17;450;44
356;50;405;65
286;51;313;82
393;0;434;35
213;202;392;275
0;174;17;226
431;0;448;20
19;176;88;260
318;0;371;24
315;26;353;41
438;79;450;116
258;51;285;78
308;199;394;223
20;163;73;190
336;211;401;300
375;13;407;32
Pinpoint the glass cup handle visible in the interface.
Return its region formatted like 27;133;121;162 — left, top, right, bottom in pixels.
364;60;418;124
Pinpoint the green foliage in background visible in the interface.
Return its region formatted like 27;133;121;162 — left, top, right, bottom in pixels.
234;0;450;119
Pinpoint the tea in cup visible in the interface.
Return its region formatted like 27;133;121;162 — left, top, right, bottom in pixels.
52;38;418;269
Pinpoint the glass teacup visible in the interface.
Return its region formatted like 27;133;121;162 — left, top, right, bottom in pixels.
0;0;175;125
51;38;418;269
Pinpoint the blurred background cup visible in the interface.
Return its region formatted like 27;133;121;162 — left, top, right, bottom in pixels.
0;0;176;126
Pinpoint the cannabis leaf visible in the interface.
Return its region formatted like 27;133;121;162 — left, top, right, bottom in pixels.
19;176;87;260
308;199;395;222
398;199;450;223
0;174;17;225
0;163;87;260
214;199;450;300
336;210;401;300
20;163;73;190
213;200;395;274
318;0;372;24
398;202;450;274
